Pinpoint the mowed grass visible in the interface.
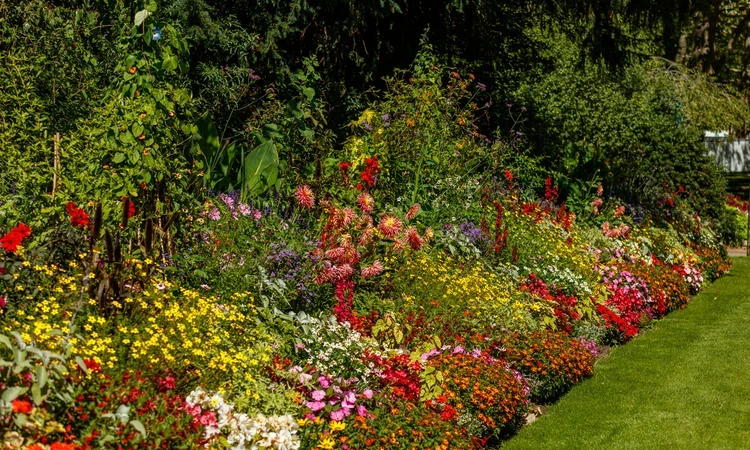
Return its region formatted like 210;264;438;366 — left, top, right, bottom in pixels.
503;257;750;450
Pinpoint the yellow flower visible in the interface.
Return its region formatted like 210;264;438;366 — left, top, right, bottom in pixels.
329;421;346;432
318;435;336;450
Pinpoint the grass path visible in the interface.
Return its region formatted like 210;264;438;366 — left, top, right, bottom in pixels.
503;257;750;450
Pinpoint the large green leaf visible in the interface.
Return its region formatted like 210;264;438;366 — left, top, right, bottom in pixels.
196;112;220;167
243;140;279;197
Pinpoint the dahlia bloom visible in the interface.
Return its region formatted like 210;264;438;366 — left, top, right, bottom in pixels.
378;214;402;239
295;185;315;209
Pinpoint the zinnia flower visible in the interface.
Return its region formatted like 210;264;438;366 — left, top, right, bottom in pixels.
378;214;402;239
1;222;32;253
295;185;315;209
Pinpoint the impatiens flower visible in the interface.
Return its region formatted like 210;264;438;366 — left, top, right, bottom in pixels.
361;261;384;279
357;193;375;214
311;390;326;401
378;214;402;239
66;202;91;229
330;409;346;421
295;185;315;209
306;401;326;412
405;203;421;221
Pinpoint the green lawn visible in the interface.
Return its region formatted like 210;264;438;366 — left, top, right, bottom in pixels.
503;257;750;450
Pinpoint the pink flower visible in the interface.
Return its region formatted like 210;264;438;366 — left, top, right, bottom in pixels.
362;389;373;399
357;193;375;214
311;390;326;401
253;209;262;219
318;376;330;388
453;345;465;354
238;203;252;216
295;185;315;209
306;401;326;412
357;405;368;417
208;208;221;221
361;260;384;279
330;409;346;421
0;297;5;309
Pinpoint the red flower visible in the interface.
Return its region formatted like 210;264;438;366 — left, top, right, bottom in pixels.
50;443;78;450
503;169;514;182
12;398;33;414
83;358;102;373
1;222;32;253
123;197;136;218
66;202;91;229
378;214;402;239
339;161;352;173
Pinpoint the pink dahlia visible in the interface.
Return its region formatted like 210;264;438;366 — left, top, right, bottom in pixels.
295;185;315;209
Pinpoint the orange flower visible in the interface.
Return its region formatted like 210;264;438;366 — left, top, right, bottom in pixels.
128;66;137;74
12;398;33;414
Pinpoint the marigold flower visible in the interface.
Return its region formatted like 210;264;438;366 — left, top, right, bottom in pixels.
295;185;315;209
357;193;376;214
378;214;402;239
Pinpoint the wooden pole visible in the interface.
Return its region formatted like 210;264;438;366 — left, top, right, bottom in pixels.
51;132;60;202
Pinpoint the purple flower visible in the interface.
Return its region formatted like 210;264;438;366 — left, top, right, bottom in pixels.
476;82;486;91
208;208;221;221
453;345;465;354
248;68;261;81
